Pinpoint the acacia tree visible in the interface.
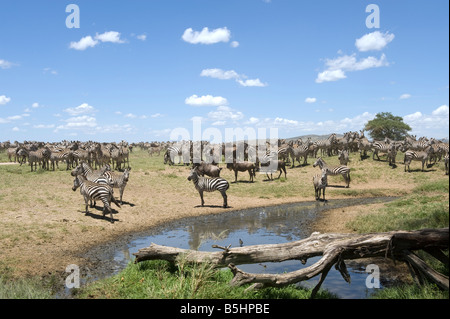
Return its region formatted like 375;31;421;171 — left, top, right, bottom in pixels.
364;112;411;140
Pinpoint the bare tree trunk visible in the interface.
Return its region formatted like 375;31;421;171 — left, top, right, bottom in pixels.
133;228;449;298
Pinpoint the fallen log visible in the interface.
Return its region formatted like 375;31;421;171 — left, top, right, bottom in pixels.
133;228;449;298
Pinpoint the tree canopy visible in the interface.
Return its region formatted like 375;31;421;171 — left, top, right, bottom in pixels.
364;112;412;140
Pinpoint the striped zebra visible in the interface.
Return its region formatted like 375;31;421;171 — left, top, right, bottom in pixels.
53;148;75;170
187;168;229;208
313;168;328;201
102;168;131;205
287;144;310;168
371;141;391;161
404;145;435;172
313;157;351;188
71;161;112;206
72;174;120;223
23;147;51;172
313;134;337;157
164;144;190;165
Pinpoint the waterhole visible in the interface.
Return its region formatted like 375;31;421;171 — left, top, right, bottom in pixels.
75;196;399;299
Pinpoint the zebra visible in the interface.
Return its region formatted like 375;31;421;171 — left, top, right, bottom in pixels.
313;168;328;201
313;133;337;157
53;148;75;170
164;145;189;165
337;149;349;166
404;145;435;172
372;141;391;161
72;174;120;223
313;157;351;188
25;147;51;171
102;168;131;205
287;143;311;168
187;168;229;208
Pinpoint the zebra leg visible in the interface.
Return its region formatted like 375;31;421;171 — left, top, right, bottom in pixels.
323;187;326;201
119;187;124;205
220;190;228;208
101;198;114;223
198;190;205;206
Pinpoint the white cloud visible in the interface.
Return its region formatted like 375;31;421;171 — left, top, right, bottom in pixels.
432;105;449;116
355;31;395;52
201;68;240;80
400;94;411;100
32;102;39;108
230;41;239;48
151;113;163;118
0;95;11;105
185;94;228;106
136;34;147;41
12;126;20;132
0;59;15;69
182;27;231;44
316;69;347;83
200;68;267;87
33;124;55;129
95;31;125;43
64;103;95;116
305;97;317;103
69;35;98;50
69;31;125;50
43;67;57;75
403;105;449;138
316;54;389;83
237;79;267;87
207;105;244;123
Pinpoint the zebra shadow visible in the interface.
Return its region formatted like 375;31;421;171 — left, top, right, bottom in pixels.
326;184;348;188
119;200;135;207
79;207;120;223
194;205;232;209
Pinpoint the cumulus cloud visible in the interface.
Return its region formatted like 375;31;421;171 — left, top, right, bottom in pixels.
316;53;389;83
69;35;98;50
0;59;15;69
69;31;125;50
95;31;125;43
316;69;347;83
403;105;449;138
207;105;244;123
200;68;267;87
185;94;228;106
0;95;11;105
305;97;317;103
64;103;96;116
400;94;411;100
355;31;395;52
230;41;239;48
182;27;231;44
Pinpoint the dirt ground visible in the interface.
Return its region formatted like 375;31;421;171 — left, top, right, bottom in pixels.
0;154;443;287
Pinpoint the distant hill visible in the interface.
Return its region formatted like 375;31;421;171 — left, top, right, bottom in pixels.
285;134;343;142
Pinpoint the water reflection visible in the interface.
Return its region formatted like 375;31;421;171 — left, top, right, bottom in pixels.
94;197;398;299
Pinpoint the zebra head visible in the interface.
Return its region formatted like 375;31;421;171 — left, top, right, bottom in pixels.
313;157;324;168
72;175;83;191
187;168;199;182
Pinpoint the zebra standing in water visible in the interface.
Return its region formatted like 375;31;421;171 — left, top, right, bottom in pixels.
72;174;121;223
313;157;351;188
187;168;229;208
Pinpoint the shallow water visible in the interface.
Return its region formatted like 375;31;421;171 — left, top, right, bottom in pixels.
74;197;398;299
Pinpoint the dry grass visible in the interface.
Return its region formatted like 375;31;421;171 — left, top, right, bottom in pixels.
0;148;448;279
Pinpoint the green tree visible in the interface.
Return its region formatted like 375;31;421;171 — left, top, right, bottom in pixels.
364;112;411;140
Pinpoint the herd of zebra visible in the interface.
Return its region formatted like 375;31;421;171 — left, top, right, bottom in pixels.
1;131;448;221
157;131;448;205
1;140;132;223
2;140;132;172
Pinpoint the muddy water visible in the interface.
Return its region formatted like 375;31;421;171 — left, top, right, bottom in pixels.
76;197;398;299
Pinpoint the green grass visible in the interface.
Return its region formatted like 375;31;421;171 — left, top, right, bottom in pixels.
78;258;336;299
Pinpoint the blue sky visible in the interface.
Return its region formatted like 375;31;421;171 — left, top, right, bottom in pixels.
0;0;448;142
